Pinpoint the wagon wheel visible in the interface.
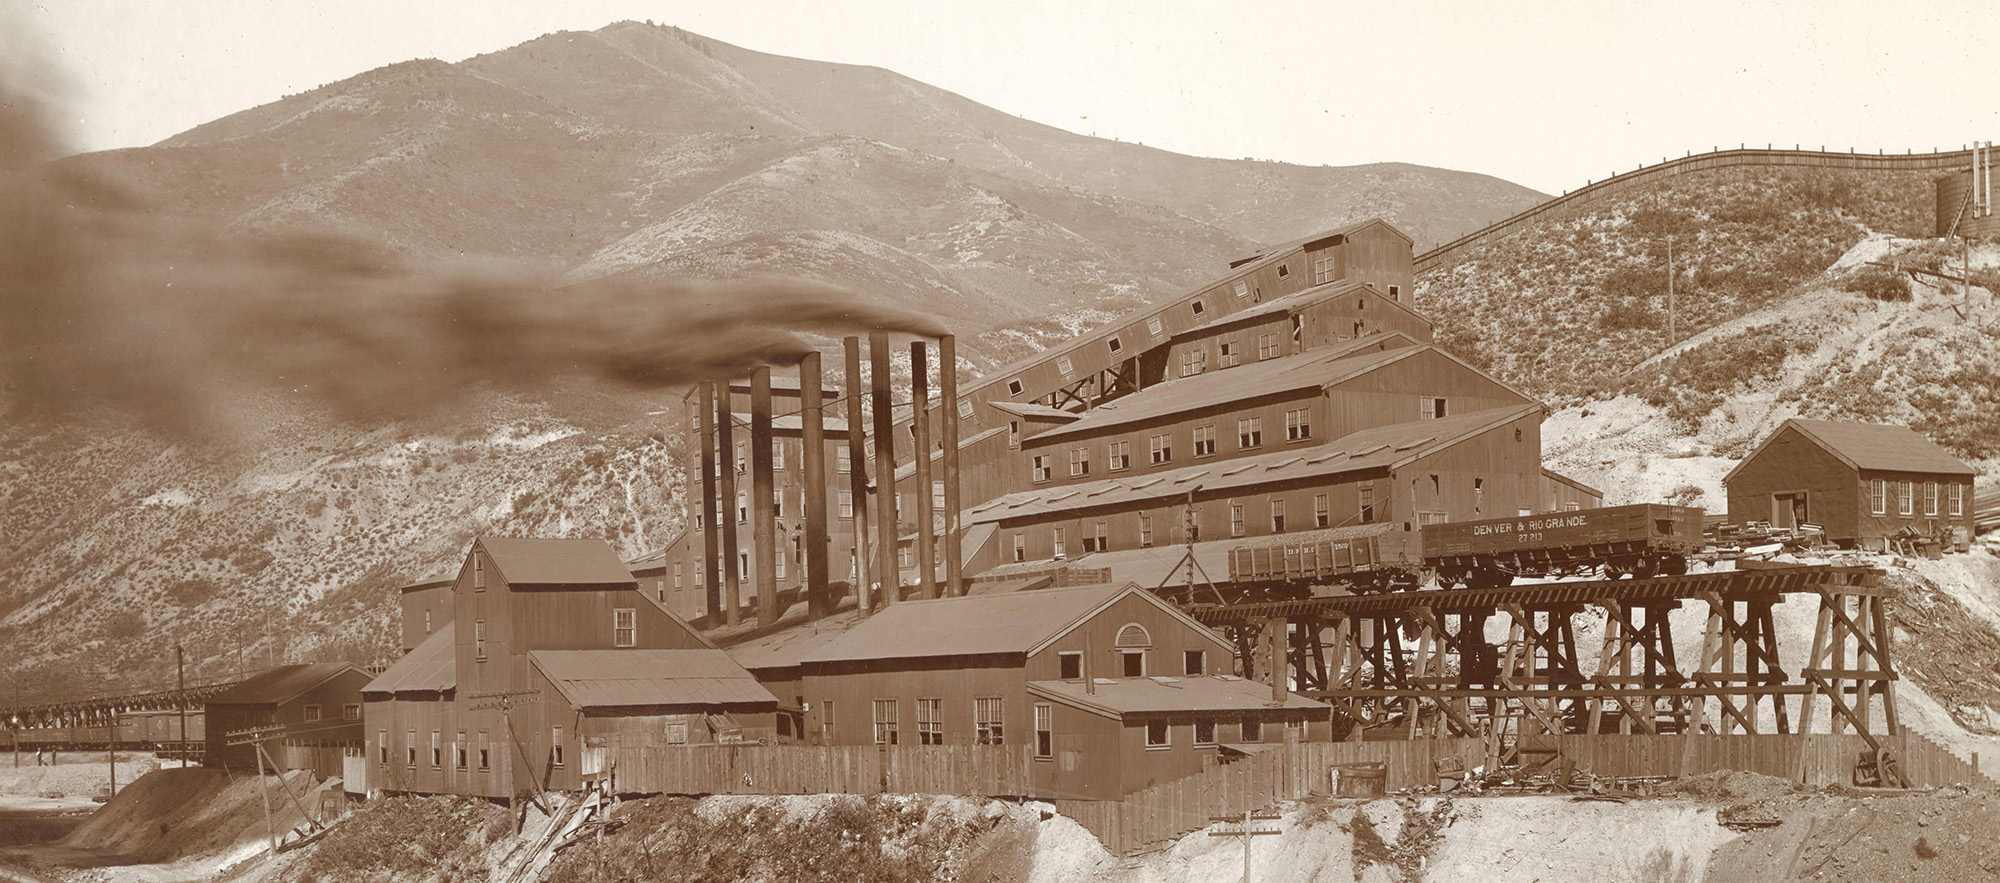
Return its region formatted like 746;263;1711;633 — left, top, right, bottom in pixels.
1603;558;1632;579
1657;554;1690;577
1631;557;1658;580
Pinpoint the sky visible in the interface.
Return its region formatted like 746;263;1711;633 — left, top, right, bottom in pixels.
14;0;2000;194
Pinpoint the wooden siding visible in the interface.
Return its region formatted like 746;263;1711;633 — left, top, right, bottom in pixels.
1388;411;1544;527
1025;593;1233;681
1019;388;1326;488
205;670;369;774
1541;472;1605;512
800;654;1029;751
1321;348;1530;439
1725;425;1977;546
610;743;1036;798
399;583;453;654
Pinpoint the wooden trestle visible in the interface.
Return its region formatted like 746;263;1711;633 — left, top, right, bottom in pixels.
1188;565;1897;766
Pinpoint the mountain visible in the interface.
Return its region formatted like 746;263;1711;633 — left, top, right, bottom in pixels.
3;21;1539;695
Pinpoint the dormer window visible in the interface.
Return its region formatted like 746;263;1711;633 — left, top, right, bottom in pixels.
1007;379;1024;397
1056;355;1075;377
1107;336;1123;354
1146;316;1164;336
1277;264;1290;278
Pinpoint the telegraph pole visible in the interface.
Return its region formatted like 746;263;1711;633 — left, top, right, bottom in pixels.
1666;234;1676;349
176;645;187;755
1208;809;1281;883
468;688;542;830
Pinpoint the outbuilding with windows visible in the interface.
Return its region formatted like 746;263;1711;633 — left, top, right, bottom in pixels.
1723;418;1977;550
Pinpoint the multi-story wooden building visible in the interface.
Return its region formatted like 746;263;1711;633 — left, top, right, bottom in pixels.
1724;419;1977;550
204;663;371;775
791;583;1329;798
362;537;777;797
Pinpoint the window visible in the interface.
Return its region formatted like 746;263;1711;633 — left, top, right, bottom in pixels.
1059;652;1083;680
1314;494;1330;528
933;481;946;510
899;545;914;568
1193;425;1216;457
474;620;487;661
1150;434;1174;465
735;440;746;474
1069;446;1091;477
1389;284;1401;301
837;447;851;475
478;733;490;770
456;731;467;770
958;398;974;419
737;491;749;523
1122;651;1146;677
1271;499;1287;533
772;441;785;471
917;698;944;745
1312;255;1336;284
1145;720;1170;748
304;704;322;723
1285;408;1311;441
551;726;564;767
1277;264;1291;279
1194;719;1216;746
774;488;785;518
1421;397;1447;420
431;730;441;768
1108;335;1124;354
1241;717;1262;742
1179;348;1207;377
1950;483;1965;516
673;563;683;589
406;729;417;767
1035;704;1054;759
1138;514;1154;547
821;701;835;745
1007;379;1024;397
1191;298;1207;316
975;697;1004;744
614;608;636;647
1257;332;1280;360
1107;440;1131;471
1291;314;1303;343
1359;487;1377;524
1219;341;1239;368
1184;650;1205;675
1230;503;1245;537
1899;481;1914;516
1012;533;1026;562
1419;511;1449;526
1870;479;1888;515
1147;316;1164;336
1032;455;1051;483
1233;280;1250;299
343;704;361;721
873;699;899;745
1052;527;1067;559
473;554;485;591
1056;355;1075;377
666;721;689;745
424;610;432;635
695;563;704;587
378;729;388;765
1925;482;1939;516
1085;521;1108;553
838;490;853;519
1238;417;1263;449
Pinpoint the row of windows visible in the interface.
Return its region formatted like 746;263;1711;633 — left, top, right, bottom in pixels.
471;609;636;661
1869;480;1965;517
867;697;1005;746
302;704;361;722
1007;492;1365;562
1032;412;1313;483
1144;715;1303;749
1053;648;1205;680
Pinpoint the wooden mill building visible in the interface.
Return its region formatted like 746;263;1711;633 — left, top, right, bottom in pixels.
1724;418;1977;551
204;663;371;775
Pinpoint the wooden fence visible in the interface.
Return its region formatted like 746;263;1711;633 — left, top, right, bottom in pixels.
610;743;1035;798
1060;732;1995;855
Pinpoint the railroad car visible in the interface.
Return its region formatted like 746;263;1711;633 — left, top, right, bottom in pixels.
1422;504;1705;588
1226;523;1424;593
6;710;204;753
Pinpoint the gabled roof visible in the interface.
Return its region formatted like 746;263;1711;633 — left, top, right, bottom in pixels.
799;582;1228;665
478;537;638;586
1228;218;1414;268
973;405;1543;524
1026;339;1426;443
1027;676;1328;719
1724;418;1976;483
208;663;367;706
363;624;456;695
529;650;776;709
1174;281;1431;338
1541;468;1605;499
722;609;869;672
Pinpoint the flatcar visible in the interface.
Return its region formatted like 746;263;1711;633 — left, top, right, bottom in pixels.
1422;504;1705;588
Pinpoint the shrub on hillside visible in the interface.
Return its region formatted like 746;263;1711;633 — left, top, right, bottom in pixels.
1599;298;1659;331
1845;265;1910;302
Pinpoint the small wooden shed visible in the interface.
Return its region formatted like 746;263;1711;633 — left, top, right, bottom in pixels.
1724;418;1977;550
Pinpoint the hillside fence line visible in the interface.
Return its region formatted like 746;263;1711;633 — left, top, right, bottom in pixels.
1415;145;1988;275
592;730;1990;855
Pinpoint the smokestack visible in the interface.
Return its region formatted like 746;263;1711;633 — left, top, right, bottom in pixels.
1268;617;1288;706
716;381;742;626
844;338;872;614
869;332;900;607
750;367;779;627
698;382;722;619
800;352;830;619
940;334;964;597
911;341;937;599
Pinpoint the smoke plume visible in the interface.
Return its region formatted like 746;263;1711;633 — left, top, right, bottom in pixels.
0;62;948;437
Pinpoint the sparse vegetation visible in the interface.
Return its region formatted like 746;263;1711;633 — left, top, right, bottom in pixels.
287;796;509;883
1845;264;1910;301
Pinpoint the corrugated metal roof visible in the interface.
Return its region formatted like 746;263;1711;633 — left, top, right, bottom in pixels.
1174;280;1392;337
799;583;1133;664
479;537;637;586
970;405;1541;525
1775;419;1974;476
1027;676;1327;718
722;609;870;672
208;663;366;706
363;623;456;695
530;650;776;709
1027;342;1421;443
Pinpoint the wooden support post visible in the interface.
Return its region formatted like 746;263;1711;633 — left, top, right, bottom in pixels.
716;381;742;626
939;334;964;597
799;353;831;619
750;366;779;627
868;332;899;607
698;382;722;619
911;341;937;599
843;338;872;612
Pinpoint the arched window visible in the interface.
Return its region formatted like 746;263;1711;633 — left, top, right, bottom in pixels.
1115;623;1152;649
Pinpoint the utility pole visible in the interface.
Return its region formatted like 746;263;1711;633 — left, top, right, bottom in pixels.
468;688;542;830
1208;809;1281;882
107;710;117;797
1666;234;1676;349
176;645;187;757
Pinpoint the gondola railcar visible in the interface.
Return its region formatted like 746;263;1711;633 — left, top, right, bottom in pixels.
1226;522;1424;593
1423;504;1705;588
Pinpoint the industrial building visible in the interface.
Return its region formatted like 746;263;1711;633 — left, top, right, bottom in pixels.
1724;418;1977;551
